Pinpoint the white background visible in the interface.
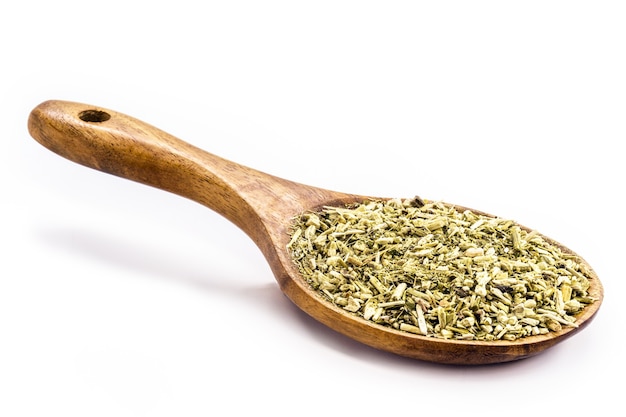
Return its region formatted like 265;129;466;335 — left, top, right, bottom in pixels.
2;1;623;416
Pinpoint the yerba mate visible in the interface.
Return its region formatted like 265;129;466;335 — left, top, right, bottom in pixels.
287;197;597;341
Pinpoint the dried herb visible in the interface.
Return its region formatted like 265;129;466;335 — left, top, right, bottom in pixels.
287;198;597;341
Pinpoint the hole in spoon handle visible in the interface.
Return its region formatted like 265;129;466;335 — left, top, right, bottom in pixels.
78;109;111;123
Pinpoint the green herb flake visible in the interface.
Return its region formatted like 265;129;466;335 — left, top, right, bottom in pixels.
287;198;597;341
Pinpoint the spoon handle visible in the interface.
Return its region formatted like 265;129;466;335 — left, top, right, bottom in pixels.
27;100;331;245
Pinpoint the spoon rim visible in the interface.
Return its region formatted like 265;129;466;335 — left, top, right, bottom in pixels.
272;198;604;362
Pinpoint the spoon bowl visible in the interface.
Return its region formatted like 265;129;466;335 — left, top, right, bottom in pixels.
27;100;603;365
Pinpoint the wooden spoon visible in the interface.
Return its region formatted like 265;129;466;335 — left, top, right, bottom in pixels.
27;100;603;365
